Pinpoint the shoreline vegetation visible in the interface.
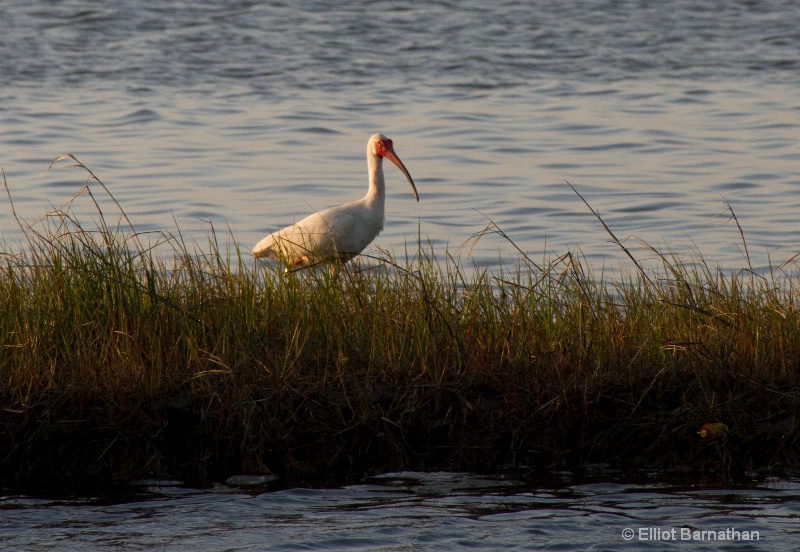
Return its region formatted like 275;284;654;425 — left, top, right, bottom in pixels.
2;157;799;489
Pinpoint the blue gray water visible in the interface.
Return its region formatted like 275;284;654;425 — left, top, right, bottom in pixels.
2;1;800;548
3;472;800;551
1;0;799;273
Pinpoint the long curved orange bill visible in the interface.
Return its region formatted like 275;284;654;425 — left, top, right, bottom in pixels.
384;146;419;202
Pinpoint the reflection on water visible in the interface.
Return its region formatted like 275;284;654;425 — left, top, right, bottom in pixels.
1;1;799;275
2;472;799;551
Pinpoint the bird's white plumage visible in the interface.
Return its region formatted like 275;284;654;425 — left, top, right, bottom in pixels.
252;133;418;271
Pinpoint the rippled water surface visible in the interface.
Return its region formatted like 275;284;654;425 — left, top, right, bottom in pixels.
2;0;799;273
3;472;800;551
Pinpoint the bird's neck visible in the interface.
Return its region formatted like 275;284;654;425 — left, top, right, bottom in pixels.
364;155;385;207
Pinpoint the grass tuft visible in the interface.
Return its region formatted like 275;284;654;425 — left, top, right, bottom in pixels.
2;160;800;487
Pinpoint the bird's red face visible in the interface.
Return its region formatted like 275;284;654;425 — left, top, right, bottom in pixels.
375;137;419;202
375;138;393;158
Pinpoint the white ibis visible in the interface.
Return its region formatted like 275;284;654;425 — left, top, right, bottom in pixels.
251;133;418;271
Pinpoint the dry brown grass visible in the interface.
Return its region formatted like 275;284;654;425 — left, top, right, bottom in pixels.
2;159;799;487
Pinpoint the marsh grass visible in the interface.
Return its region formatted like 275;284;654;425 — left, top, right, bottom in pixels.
2;158;800;487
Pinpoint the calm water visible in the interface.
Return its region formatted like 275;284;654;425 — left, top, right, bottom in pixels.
2;1;800;548
1;0;799;274
3;472;800;551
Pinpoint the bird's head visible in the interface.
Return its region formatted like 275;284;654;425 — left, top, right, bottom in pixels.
369;133;419;202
